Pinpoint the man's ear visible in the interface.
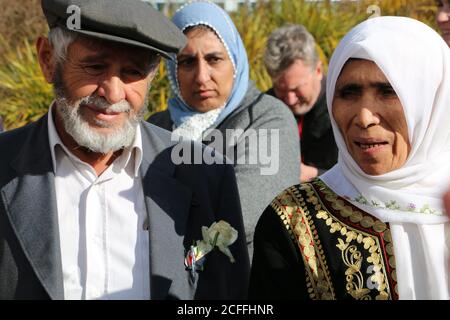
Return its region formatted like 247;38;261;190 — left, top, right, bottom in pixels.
147;56;161;82
36;37;56;83
148;66;159;83
315;60;323;81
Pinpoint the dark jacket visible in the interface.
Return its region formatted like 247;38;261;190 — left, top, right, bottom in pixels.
148;81;300;259
249;179;398;300
0;115;250;299
266;79;338;171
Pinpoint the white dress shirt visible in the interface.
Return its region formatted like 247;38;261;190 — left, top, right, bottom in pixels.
47;106;150;300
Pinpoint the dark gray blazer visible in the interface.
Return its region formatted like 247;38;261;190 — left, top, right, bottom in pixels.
0;115;249;300
148;82;300;259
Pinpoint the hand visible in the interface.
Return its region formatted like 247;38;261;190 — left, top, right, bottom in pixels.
300;162;319;183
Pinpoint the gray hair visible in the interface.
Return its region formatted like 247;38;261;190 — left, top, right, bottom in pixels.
48;27;79;64
264;24;319;78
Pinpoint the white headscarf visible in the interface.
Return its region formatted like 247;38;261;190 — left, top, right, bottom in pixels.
323;16;450;224
322;18;450;299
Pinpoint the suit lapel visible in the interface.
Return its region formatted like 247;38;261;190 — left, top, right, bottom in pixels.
140;124;193;299
1;115;64;299
1;119;196;300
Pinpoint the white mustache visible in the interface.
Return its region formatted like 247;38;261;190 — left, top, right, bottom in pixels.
79;95;131;113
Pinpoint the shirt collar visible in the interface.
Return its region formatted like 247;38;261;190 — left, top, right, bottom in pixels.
47;102;143;177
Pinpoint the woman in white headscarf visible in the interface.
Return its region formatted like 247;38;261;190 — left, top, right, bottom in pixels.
249;16;450;300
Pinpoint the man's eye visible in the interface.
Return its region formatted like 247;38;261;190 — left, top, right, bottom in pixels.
83;64;106;75
124;69;144;77
121;68;146;82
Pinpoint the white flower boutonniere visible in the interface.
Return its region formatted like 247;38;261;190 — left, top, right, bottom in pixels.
201;220;238;263
185;220;238;281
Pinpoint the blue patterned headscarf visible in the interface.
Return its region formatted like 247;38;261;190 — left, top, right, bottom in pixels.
166;1;249;129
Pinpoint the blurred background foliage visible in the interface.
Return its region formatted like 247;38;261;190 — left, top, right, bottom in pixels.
0;0;439;130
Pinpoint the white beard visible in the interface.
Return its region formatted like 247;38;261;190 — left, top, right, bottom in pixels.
55;93;146;154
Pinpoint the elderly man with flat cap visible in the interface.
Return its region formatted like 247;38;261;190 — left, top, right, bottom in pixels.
0;0;249;300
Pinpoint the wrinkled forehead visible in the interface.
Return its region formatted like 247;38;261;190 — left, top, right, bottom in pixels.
336;58;390;83
75;36;156;56
67;36;160;66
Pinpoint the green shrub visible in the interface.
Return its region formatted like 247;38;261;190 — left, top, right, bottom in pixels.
0;0;48;57
0;38;53;129
0;0;439;130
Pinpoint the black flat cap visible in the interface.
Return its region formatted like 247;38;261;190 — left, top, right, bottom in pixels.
41;0;186;60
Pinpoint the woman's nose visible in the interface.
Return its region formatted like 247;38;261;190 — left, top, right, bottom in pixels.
354;107;380;129
195;60;211;85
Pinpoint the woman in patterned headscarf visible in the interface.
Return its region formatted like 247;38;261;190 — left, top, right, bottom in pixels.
250;16;450;300
148;1;300;259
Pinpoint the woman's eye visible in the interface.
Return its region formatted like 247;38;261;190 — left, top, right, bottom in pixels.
178;58;195;67
208;56;222;64
380;87;398;98
338;89;359;99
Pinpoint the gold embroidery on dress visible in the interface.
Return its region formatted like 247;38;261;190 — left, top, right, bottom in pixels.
336;239;371;300
315;205;390;300
309;180;396;300
271;186;336;300
271;181;398;300
317;180;398;297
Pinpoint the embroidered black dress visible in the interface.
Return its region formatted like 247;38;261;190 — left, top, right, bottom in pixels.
249;179;398;300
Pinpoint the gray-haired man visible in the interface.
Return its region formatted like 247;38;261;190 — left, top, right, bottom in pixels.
265;24;337;182
0;0;249;300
